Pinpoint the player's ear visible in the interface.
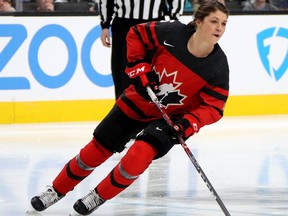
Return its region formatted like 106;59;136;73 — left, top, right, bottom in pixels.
195;19;201;28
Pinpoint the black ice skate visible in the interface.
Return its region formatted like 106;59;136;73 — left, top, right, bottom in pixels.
70;189;106;215
30;185;65;212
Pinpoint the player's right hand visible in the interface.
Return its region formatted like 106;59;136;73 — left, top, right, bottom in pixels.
125;61;159;99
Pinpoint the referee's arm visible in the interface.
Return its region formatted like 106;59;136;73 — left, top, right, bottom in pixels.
167;0;185;19
99;0;115;29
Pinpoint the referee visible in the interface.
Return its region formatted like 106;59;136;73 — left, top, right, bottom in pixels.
99;0;185;99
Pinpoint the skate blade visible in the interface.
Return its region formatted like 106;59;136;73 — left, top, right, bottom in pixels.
69;209;83;216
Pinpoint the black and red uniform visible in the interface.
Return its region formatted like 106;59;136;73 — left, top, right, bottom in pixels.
52;20;229;201
94;20;229;156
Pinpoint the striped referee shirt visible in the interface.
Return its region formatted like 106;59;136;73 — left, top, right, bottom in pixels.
99;0;185;29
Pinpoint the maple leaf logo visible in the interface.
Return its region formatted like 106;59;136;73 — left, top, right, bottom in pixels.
154;68;186;108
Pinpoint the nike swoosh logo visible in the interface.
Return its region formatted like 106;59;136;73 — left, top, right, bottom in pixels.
156;127;163;131
163;40;174;48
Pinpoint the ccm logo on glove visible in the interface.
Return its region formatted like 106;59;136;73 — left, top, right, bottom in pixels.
126;62;151;79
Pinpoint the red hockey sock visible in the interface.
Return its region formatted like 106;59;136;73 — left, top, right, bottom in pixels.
97;140;157;200
53;138;112;195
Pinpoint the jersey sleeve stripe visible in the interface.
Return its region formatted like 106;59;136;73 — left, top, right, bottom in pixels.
202;88;228;102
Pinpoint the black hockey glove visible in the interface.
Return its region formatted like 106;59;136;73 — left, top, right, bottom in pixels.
125;61;159;100
161;123;183;145
162;118;198;144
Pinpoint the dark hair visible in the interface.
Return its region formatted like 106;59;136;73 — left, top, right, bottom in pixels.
188;0;229;28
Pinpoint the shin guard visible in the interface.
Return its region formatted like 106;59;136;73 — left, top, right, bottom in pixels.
53;138;112;195
96;140;157;200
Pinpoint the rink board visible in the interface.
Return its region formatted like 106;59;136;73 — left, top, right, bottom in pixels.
0;15;287;123
1;94;288;123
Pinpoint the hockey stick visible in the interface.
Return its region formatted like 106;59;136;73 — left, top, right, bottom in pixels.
146;86;231;216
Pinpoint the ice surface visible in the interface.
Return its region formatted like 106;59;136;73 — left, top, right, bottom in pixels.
1;115;288;216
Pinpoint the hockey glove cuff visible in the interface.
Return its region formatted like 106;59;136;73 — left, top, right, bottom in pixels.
125;61;159;99
125;62;151;80
175;118;199;140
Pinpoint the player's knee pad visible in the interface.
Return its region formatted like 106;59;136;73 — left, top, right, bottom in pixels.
78;138;113;169
136;120;175;159
120;140;157;176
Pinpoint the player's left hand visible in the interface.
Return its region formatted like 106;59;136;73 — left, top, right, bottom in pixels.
162;118;199;144
161;123;183;144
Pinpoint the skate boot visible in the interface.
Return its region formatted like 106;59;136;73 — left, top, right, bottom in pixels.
70;189;106;215
30;185;65;212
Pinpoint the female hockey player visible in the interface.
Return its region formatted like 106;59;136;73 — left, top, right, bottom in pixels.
27;1;230;215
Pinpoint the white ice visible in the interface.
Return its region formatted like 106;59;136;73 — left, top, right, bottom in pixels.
0;115;288;216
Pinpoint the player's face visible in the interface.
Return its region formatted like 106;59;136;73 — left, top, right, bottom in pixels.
197;10;228;44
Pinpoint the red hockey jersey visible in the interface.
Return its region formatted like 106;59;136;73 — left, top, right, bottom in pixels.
116;20;229;135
